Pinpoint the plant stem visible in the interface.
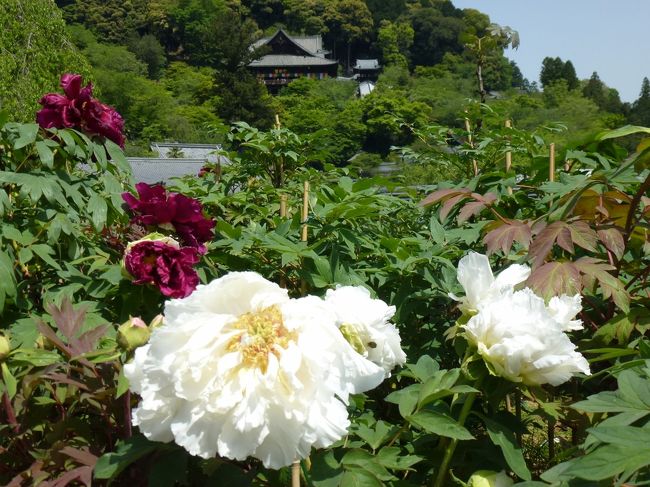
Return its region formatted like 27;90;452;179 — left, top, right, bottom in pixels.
432;388;480;487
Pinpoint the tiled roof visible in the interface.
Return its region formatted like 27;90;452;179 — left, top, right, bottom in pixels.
252;31;327;56
354;59;380;70
128;158;208;184
150;142;224;162
249;55;338;67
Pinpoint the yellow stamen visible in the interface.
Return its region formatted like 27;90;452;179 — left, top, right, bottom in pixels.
227;305;296;373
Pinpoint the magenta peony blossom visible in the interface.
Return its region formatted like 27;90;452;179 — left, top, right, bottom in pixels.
122;183;215;252
36;73;125;147
124;238;200;299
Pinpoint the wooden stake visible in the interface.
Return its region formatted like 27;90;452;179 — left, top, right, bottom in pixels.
505;120;512;195
275;114;281;129
465;117;479;177
280;194;287;218
300;181;310;296
279;194;288;289
301;181;309;242
549;143;556;182
291;460;301;487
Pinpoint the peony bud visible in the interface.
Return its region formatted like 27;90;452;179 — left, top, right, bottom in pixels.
0;334;10;360
149;314;164;330
468;470;513;487
117;316;151;352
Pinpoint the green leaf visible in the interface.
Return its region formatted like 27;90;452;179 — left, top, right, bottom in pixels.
1;363;17;399
311;449;344;487
375;447;422;471
354;421;393;451
340;468;383;487
596;125;650;140
385;384;420;418
14;123;39;149
35;141;54;168
88;193;108;231
484;417;531;480
543;444;650;482
116;369;130;398
407;410;474;440
404;355;440;382
10;348;61;366
429;216;446;245
342;449;394;481
94;435;159;480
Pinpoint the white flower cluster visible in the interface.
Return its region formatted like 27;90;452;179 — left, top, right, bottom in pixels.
454;252;590;386
124;272;405;469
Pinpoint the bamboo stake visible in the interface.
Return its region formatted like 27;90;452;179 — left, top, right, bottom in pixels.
279;194;288;289
275;113;281;129
549;143;556;182
505;120;512;195
280;194;287;218
291;461;301;487
300;181;310;296
301;181;309;242
465;117;479;177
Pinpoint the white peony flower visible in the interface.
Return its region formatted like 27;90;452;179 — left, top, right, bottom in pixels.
463;288;590;386
548;294;584;331
453;252;530;313
124;272;386;469
324;286;406;376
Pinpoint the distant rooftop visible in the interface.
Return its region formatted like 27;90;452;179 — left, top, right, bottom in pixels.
249;54;337;67
150;142;225;163
251;30;329;57
128;158;207;184
354;59;380;70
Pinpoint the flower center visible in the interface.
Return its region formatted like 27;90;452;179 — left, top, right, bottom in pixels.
228;305;296;373
339;323;366;355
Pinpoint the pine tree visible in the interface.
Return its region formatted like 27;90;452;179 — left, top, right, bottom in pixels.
631;77;650;126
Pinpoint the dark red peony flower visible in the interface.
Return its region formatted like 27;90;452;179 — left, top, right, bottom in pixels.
122;182;215;252
36;73;125;147
124;238;200;299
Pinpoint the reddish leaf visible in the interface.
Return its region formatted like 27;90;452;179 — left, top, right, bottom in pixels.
457;201;487;223
44;372;90;391
60;446;97;467
37;321;72;357
526;261;582;299
484;220;532;255
597;227;625;259
45;298;87;343
419;187;471;207
568;221;598;252
75;325;108;355
575;257;630;312
49;465;93;487
528;221;571;268
440;193;470;221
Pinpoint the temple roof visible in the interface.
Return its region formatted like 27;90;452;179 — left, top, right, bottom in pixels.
249;29;336;69
354;59;380;70
249;54;337;67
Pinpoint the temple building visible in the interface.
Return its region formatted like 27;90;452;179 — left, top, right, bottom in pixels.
248;29;338;91
353;59;381;82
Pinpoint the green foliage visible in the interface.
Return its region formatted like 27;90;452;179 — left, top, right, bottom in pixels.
377;20;414;68
0;118;132;322
540;57;579;90
0;0;92;122
57;0;149;43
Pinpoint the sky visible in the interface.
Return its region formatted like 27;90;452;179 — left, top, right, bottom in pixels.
450;0;650;102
